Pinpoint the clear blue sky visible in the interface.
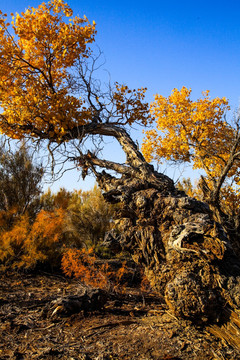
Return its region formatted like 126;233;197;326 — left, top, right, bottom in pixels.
1;0;240;191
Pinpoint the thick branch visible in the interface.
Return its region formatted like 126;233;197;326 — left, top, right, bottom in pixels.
68;123;147;168
211;133;240;204
69;123;174;191
77;151;132;176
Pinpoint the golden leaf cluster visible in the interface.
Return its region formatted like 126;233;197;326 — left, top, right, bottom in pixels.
0;0;96;140
220;185;240;217
142;87;234;177
113;82;151;126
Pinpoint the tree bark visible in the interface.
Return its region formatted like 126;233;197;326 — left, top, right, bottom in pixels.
77;124;240;325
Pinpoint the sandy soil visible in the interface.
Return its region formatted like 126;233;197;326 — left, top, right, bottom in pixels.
0;271;239;360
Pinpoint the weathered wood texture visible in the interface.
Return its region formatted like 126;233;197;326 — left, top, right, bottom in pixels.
79;124;240;326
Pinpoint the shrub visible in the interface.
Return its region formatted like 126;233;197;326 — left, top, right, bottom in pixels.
0;208;66;270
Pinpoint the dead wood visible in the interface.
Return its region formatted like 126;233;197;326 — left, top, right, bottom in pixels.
74;124;240;354
45;288;108;317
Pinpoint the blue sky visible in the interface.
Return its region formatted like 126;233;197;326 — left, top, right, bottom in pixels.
1;0;240;191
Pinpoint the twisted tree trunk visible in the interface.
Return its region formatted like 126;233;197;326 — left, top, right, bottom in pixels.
77;124;240;330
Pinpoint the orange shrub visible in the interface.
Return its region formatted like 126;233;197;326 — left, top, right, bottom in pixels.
0;213;30;266
0;208;66;269
61;249;147;293
20;208;66;268
61;248;109;288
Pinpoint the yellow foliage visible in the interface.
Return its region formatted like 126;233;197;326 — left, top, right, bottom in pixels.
0;214;29;264
142;87;232;178
178;178;240;224
113;83;150;126
0;207;19;232
220;186;240;216
40;187;73;210
142;88;240;242
39;185;116;251
0;0;96;140
0;1;152;142
66;185;116;249
0;185;116;270
177;177;204;200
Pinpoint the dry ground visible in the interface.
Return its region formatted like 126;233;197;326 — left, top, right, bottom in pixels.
0;271;239;360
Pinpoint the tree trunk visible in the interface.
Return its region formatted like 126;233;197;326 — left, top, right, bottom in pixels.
77;124;240;325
